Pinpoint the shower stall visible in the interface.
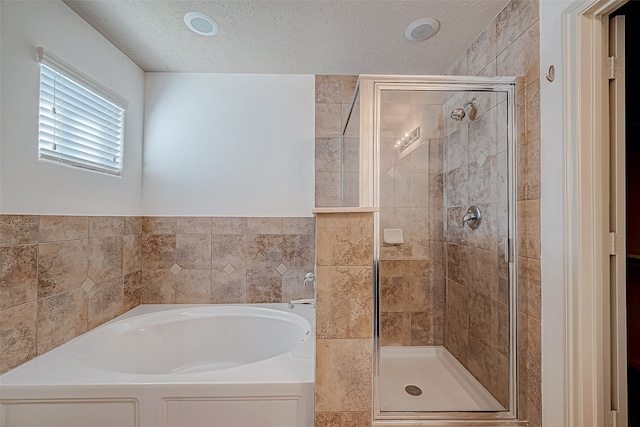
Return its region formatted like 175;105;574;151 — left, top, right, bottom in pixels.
342;75;520;423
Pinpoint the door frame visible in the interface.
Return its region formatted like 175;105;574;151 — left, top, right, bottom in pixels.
562;1;627;426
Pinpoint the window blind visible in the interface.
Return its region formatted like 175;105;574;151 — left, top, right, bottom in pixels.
37;47;128;176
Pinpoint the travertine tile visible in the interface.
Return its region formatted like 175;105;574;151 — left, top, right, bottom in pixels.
177;217;211;234
0;215;39;246
176;233;211;269
88;277;124;329
123;234;141;275
341;75;358;105
283;217;315;234
124;271;142;310
527;315;542;381
38;239;88;298
468;291;494;341
468;155;498;205
409;276;431;313
211;217;246;235
467;247;499;299
447;279;469;327
409;207;429;246
123;216;142;235
409;173;429;207
411;311;443;346
445;317;469;365
527;376;542;427
142;216;176;235
316;411;370;427
495;0;539;55
525;79;540;143
88;236;123;283
39;216;88;242
446;50;468;76
468;20;497;76
1;245;38;310
380;312;410;346
446;244;468;286
467;334;498;397
445;166;468;207
247;234;283;270
142;234;176;270
316;266;371;339
496;21;540;85
0;301;37;374
211;270;246;304
518;138;541;201
246;269;281;303
89;216;124;238
247;217;283;234
315;137;342;173
282;234;315;270
316;75;342;104
518;255;540;320
211;234;247;270
141;269;175;303
175;269;211;303
316;339;372;412
517;199;541;259
37;288;87;354
380;276;410;313
316;213;372;266
316;103;342;137
315;172;342;207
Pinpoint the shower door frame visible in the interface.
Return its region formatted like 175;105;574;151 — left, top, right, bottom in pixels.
354;75;523;424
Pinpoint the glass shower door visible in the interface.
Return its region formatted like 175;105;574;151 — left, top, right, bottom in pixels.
375;86;512;415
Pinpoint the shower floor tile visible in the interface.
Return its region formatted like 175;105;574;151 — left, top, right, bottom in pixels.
379;345;504;412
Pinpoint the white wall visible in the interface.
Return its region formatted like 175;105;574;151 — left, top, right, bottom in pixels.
0;1;144;215
539;1;572;425
142;73;315;217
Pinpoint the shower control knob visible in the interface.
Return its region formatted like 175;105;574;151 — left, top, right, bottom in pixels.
462;206;482;230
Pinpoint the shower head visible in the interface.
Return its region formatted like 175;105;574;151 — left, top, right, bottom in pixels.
450;98;477;121
450;108;465;121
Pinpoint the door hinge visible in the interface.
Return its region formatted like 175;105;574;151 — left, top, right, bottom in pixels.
610;409;620;427
608;56;616;80
609;232;617;256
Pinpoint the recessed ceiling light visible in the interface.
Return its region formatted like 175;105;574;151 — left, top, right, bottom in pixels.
405;18;440;42
184;12;219;36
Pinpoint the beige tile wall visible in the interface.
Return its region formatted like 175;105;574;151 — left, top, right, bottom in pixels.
315;75;358;207
315;212;372;427
0;215;141;374
140;216;315;305
445;0;541;423
0;214;315;375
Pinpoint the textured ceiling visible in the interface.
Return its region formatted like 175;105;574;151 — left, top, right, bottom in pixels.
62;0;510;74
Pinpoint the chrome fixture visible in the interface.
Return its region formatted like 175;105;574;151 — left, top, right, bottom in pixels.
450;97;477;121
462;205;482;230
288;298;315;309
303;272;316;290
394;126;420;153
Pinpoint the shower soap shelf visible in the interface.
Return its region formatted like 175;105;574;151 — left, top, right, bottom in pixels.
383;229;404;244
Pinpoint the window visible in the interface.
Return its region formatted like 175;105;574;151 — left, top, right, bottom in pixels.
37;47;128;176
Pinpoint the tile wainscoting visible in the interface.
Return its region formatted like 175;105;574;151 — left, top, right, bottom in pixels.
0;215;315;374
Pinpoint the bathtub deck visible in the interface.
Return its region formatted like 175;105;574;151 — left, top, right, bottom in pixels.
379;346;504;412
0;304;315;427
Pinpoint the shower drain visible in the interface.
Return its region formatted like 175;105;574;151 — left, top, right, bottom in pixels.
405;385;422;396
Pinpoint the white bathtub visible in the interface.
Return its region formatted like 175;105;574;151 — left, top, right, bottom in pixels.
0;303;315;427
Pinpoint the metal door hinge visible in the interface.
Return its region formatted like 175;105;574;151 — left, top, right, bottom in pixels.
609;409;620;427
609;232;617;256
608;56;616;80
